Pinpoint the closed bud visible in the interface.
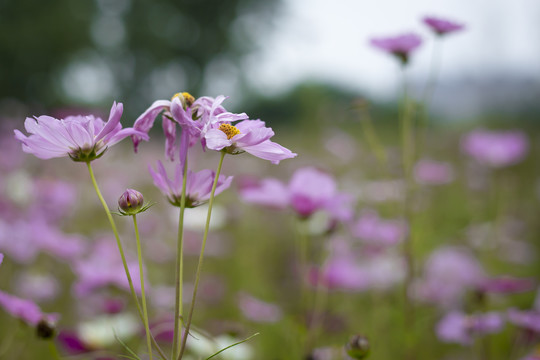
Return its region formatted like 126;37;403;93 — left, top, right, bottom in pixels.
345;334;370;359
36;319;56;339
118;189;144;215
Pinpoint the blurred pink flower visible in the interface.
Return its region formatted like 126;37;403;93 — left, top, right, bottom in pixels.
411;247;485;308
15;272;60;303
149;160;233;207
414;159;455;185
72;239;143;297
240;167;354;222
0;253;3;266
423;16;465;36
351;209;408;246
507;308;540;333
14;102;147;162
436;311;504;345
478;276;536;294
370;33;422;64
0;290;59;326
462;129;529;167
238;292;283;323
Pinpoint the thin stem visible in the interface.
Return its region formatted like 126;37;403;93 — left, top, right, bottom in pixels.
132;215;153;360
172;158;189;359
178;151;226;360
48;341;61;360
86;162;169;360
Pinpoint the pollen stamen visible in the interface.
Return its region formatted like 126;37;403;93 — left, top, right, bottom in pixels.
171;92;195;107
219;124;241;140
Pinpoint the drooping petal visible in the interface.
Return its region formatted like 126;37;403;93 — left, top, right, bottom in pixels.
162;115;177;161
132;100;171;152
95;102;123;143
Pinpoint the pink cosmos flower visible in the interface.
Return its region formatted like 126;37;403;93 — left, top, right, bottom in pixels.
14;102;147;162
240;167;353;221
0;253;3;266
351;209;408;246
205;119;296;164
423;16;465;36
0;290;59;326
414;159;455;185
507;308;540;333
478;276;535;294
132;94;248;160
149;160;233;207
370;33;422;64
461;129;529;167
238;292;283;323
436;311;504;345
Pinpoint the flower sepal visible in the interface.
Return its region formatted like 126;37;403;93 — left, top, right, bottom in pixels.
113;201;155;216
68;146;108;163
114;189;154;216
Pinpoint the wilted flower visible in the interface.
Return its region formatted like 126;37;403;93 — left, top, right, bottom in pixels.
423;16;465;36
0;290;59;326
370;33;422;64
14;102;147;162
414;159;455;185
149;161;233;208
240;167;353;222
205;119;297;164
238;292;283;323
436;311;504;345
462;129;529;168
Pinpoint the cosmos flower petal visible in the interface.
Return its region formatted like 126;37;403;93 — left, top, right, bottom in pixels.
205;129;231;151
132;100;172;152
241;139;297;165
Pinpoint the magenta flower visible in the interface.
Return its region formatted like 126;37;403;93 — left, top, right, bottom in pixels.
205;119;296;164
14;102;147;162
508;308;540;333
370;33;422;64
414;159;455;185
351;209;408;246
240;167;353;221
0;290;59;326
149;160;233;207
237;292;283;323
436;311;504;345
462;129;529;167
423;16;465;36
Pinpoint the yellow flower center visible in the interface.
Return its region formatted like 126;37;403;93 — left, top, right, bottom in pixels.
219;124;241;140
171;92;195;107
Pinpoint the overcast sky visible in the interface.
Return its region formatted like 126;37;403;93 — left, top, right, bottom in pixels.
240;0;540;100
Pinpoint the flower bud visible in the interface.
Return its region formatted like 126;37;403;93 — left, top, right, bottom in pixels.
36;318;56;339
118;189;144;215
345;334;370;359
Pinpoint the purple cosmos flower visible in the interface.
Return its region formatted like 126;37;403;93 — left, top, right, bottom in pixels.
351;209;408;246
462;129;529;168
204;119;297;164
423;16;465;36
370;33;422;64
436;311;504;345
149;160;233;207
508;308;540;333
0;290;59;326
14;102;147;162
15;272;60;303
411;247;485;308
414;159;455;185
240;167;353;222
478;276;535;294
0;253;3;267
237;292;283;323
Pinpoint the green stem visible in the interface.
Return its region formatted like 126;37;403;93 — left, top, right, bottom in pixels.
86;162;169;360
177;151;226;360
172;158;189;359
48;341;61;360
132;215;153;360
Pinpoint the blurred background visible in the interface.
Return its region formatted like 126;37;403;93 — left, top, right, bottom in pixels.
2;0;540;124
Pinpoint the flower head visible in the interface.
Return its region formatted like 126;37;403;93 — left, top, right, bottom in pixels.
423;16;465;36
461;129;529;167
0;290;59;326
14;102;147;162
149;161;233;208
414;159;455;185
370;33;422;64
436;311;504;345
116;189;153;216
205;119;296;164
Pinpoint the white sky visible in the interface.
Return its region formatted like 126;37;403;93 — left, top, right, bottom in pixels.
243;0;540;100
